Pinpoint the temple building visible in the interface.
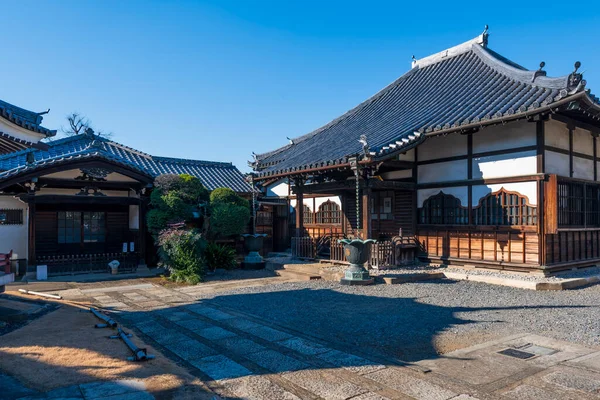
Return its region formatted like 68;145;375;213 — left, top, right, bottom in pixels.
252;29;600;274
0;123;251;278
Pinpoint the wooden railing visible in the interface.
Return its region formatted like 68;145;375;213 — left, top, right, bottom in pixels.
293;235;418;267
37;253;139;276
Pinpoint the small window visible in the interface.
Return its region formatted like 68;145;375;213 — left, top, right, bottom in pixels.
316;200;341;224
0;209;23;225
58;211;106;244
303;205;314;224
419;192;468;225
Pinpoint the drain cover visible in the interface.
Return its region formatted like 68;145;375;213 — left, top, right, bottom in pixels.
498;348;536;359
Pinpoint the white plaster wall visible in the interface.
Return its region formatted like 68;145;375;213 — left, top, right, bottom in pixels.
545;120;569;150
417;187;468;208
573;127;594;156
545;150;570;176
573;157;594;181
129;205;139;230
0;196;28;259
473;151;537;179
43;169;138;182
266;179;289;198
398;148;415;162
472;181;537;206
418;159;468;184
380;169;412;180
473;120;536;153
0;119;46;144
418;133;467;161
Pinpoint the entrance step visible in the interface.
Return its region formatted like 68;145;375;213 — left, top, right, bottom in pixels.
275;269;322;281
270;263;323;281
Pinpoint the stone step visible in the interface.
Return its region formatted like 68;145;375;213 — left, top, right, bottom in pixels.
275;269;322;281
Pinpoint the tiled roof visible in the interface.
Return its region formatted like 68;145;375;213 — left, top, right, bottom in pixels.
0;134;252;193
0;99;56;137
253;32;599;178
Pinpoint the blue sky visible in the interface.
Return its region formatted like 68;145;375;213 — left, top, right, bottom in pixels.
3;1;599;172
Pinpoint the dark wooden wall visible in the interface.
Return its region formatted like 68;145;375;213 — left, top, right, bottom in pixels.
417;228;539;266
35;205;131;256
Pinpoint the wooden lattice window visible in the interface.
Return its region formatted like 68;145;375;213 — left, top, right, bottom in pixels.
302;205;314;225
419;192;468;225
558;180;600;228
473;189;536;226
0;209;23;225
315;200;341;224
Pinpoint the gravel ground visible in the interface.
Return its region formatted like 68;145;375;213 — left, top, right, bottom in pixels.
197;279;600;362
323;263;600;283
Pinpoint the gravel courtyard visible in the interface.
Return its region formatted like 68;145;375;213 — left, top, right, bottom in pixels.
198;279;600;362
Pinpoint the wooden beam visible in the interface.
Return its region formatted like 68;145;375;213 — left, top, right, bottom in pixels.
27;197;36;267
362;187;371;239
467;134;473;225
544;174;558;235
38;178;144;191
18;194;142;205
417;174;547;189
295;181;304;236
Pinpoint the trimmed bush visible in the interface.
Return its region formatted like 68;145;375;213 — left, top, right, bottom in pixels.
204;242;238;272
209;203;250;239
157;228;206;284
210;187;249;209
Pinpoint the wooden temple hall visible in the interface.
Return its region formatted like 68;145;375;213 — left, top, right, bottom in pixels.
251;28;600;275
0;101;252;277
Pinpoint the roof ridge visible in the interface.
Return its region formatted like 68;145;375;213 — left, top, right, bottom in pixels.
255;65;420;164
412;32;487;69
152;155;234;167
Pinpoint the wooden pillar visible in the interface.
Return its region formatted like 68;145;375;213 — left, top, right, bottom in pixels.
537;119;546;265
295;181;304;237
27;196;36;267
138;196;148;266
362;187;372;239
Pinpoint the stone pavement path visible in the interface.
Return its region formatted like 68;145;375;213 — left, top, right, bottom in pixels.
57;281;600;400
11;379;154;400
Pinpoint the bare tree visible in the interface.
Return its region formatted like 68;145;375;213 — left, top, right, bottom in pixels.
60;112;113;139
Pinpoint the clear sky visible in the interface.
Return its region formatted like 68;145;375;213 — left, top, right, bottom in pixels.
3;1;599;172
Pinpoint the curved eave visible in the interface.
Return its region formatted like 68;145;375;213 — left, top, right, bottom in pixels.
0;151;154;190
0;111;56;137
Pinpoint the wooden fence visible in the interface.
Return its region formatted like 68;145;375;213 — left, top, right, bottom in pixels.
37;253;139;276
293;235;418;268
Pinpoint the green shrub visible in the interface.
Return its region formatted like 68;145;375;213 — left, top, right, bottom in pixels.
157;228;207;284
204;242;238;272
210;187;249;209
147;174;209;234
209;203;250;239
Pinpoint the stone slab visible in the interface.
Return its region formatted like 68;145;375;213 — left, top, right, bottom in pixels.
244;326;293;342
190;355;252;381
541;366;600;393
220;375;301;400
244;349;309;373
284;369;368;400
145;329;190;345
366;368;457;400
566;351;600;372
382;273;445;284
197;326;237;340
0;372;37;400
174;318;214;331
46;385;84;399
81;284;155;294
185;304;235;320
222;318;262;331
79;380;145;399
216;337;268;355
164;338;218;361
277;337;330;355
316;349;385;375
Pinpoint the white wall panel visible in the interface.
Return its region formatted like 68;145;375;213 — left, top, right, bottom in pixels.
573;127;594;156
418;133;467;161
418;187;468;208
473;120;536;153
545;150;570;176
398;149;415;162
472;181;537;206
0;196;27;259
266;179;289;198
380;169;412;180
43;169;138;182
573;157;594;181
314;196;342;209
418;160;467;184
129;205;139;230
545;120;569;150
473;151;537;179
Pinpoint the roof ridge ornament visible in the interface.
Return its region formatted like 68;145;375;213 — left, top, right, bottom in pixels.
567;61;586;93
532;61;547;82
482;24;489;47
